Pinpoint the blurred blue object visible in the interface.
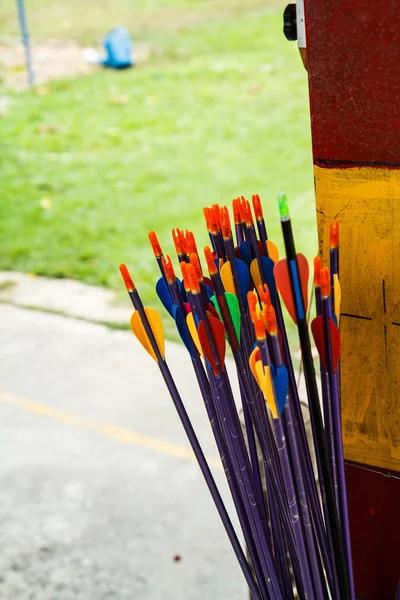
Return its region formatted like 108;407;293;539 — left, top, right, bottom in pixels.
101;26;134;69
16;0;34;86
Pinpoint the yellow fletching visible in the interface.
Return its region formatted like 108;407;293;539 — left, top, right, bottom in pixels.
249;347;259;382
333;274;341;325
220;261;236;296
255;363;278;419
250;259;262;291
187;312;203;356
131;308;165;362
266;240;279;264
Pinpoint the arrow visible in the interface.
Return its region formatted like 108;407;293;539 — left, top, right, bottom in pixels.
277;192;351;600
120;264;263;600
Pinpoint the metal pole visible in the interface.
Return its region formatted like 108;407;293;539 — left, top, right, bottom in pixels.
16;0;34;86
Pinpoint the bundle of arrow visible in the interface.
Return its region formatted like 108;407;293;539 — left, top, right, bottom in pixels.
119;193;355;600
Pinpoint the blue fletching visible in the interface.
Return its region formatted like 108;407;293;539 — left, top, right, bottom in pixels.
260;256;277;305
235;258;250;309
205;284;214;300
156;277;174;317
173;305;196;358
177;277;187;303
332;313;338;327
272;365;289;415
239;241;252;268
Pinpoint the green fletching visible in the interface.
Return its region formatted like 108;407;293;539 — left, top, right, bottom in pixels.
210;295;221;317
225;293;240;342
210;293;241;344
277;191;289;219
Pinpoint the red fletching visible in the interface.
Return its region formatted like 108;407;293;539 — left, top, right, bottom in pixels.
204;276;214;290
274;259;297;324
274;255;309;325
329;319;341;373
198;318;226;375
311;316;341;373
257;240;265;256
206;303;220;320
297;254;309;312
311;316;327;369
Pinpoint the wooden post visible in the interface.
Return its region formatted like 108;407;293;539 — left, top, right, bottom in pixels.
303;1;400;597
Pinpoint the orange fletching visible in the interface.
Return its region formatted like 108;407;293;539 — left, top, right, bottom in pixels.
162;255;176;284
148;231;162;257
265;304;278;336
204;246;218;275
247;290;258;323
321;267;331;297
258;283;271;308
252;194;263;220
186;231;198;256
187;263;201;294
244;200;253;226
203;207;211;231
239;198;246;223
172;228;184;256
221;206;232;239
119;264;135;292
180;261;191;292
190;252;203;282
330;221;339;249
314;256;322;287
233;198;241;225
209;206;220;234
253;313;266;340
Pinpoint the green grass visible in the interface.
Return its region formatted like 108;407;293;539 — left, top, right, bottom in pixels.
0;2;316;340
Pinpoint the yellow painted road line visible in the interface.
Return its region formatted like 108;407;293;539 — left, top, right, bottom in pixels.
0;390;222;470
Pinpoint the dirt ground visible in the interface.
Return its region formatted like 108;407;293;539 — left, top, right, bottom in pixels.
0;37;156;90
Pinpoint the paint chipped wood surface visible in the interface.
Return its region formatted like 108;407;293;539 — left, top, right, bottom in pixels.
315;165;400;471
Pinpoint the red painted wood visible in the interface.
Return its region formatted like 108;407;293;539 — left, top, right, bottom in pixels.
304;0;400;164
304;2;400;596
345;462;400;599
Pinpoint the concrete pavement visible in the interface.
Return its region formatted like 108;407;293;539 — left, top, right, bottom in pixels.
0;304;245;600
